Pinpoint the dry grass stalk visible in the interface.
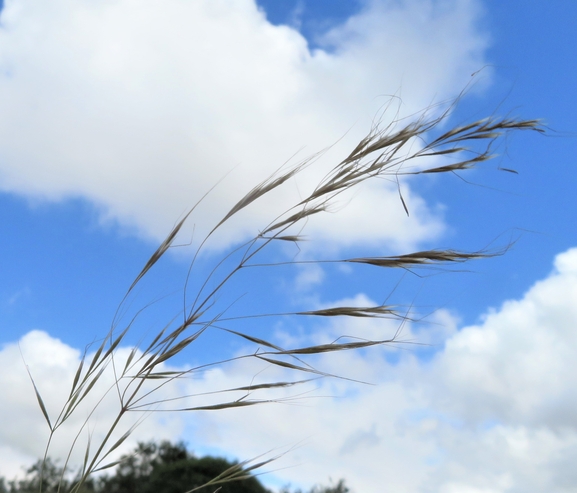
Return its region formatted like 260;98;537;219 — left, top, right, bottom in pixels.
24;97;543;493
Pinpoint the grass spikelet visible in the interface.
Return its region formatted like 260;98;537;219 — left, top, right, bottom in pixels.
296;305;398;318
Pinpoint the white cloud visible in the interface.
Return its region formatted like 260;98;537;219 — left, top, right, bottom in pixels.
178;246;577;492
3;248;577;490
0;330;184;479
428;247;577;431
0;0;487;253
293;263;325;291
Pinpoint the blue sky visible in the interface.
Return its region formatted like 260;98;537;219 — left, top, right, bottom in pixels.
0;1;576;492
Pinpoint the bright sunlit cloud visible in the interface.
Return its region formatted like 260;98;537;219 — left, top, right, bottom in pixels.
0;0;487;253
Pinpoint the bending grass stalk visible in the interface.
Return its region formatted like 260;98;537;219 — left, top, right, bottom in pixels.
23;97;543;493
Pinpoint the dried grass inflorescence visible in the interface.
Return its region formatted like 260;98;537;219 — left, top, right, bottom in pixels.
27;98;543;493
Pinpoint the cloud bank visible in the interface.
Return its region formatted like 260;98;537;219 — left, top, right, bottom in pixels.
2;247;577;492
192;247;577;492
0;0;487;252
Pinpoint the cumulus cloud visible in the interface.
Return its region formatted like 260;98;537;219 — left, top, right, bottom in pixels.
3;247;577;491
0;0;487;253
180;247;577;492
429;247;577;431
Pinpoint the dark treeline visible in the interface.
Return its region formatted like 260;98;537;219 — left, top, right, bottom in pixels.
0;441;349;493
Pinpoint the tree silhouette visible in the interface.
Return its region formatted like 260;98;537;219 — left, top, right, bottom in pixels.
1;441;352;493
99;441;270;493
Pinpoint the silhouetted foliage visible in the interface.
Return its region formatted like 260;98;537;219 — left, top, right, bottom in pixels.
311;479;349;493
2;458;94;493
98;441;270;493
1;441;351;493
281;478;350;493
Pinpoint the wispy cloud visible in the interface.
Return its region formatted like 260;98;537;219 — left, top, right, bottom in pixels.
6;286;31;306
